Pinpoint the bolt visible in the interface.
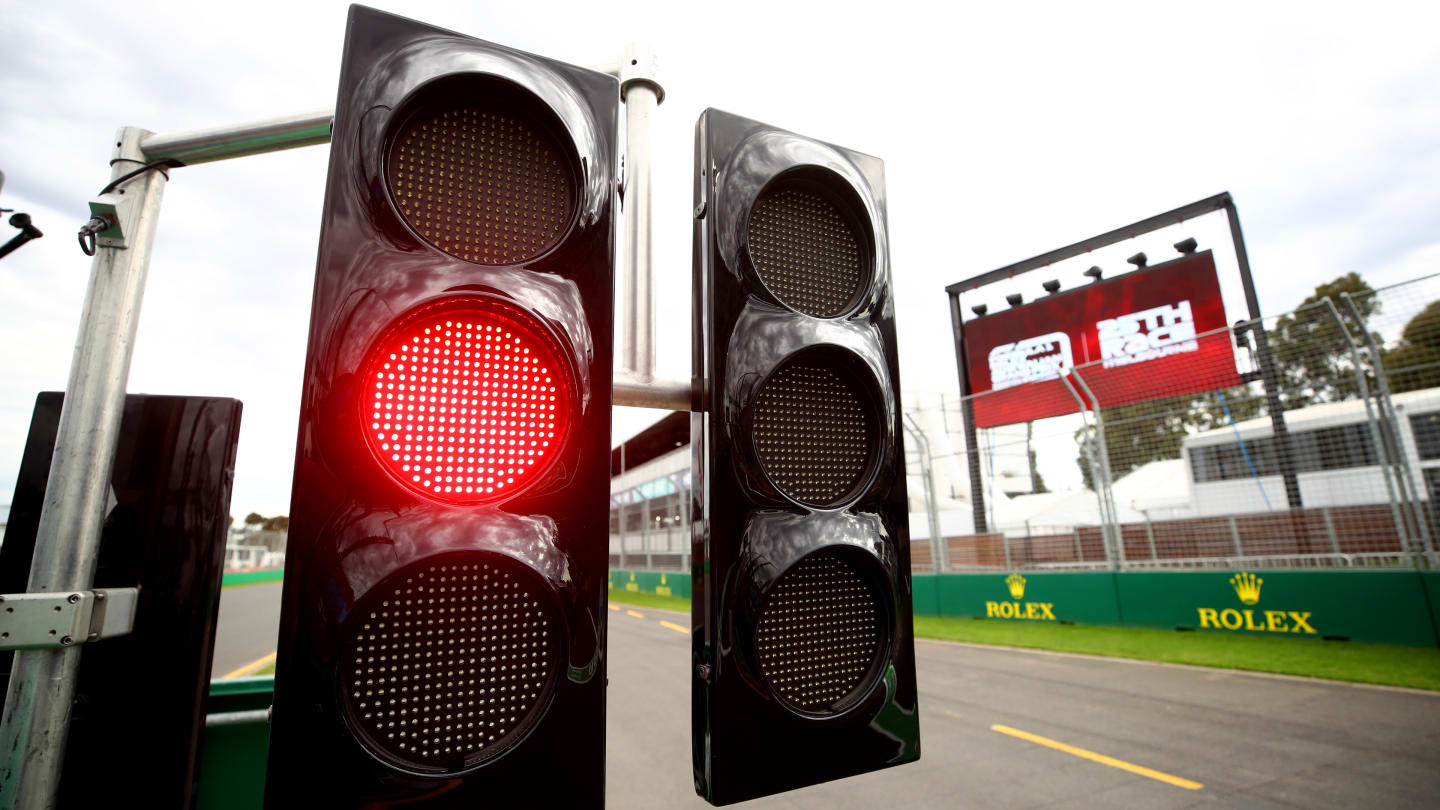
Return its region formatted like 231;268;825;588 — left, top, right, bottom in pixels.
94;591;106;602
695;664;712;681
68;593;81;604
60;636;74;646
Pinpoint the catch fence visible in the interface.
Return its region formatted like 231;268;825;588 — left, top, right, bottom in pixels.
912;272;1440;573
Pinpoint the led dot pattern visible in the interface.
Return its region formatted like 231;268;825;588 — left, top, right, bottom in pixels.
753;360;875;506
364;302;568;503
387;102;573;265
342;559;559;773
748;182;866;317
755;552;885;714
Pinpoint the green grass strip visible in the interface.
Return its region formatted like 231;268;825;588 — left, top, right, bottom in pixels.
252;663;277;676
221;568;284;588
916;617;1440;691
605;587;691;613
602;589;1440;691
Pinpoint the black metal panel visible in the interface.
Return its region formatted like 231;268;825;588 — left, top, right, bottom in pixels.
691;108;919;805
265;7;615;806
0;391;242;809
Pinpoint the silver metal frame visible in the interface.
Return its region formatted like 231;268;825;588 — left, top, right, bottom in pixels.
0;44;684;808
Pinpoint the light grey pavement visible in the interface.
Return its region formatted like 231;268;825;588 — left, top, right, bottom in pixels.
210;581;283;678
605;605;1440;810
211;586;1440;808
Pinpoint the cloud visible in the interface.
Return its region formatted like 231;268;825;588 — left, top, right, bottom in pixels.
2;0;1438;518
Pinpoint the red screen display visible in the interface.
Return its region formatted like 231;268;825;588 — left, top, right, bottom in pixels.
962;251;1240;428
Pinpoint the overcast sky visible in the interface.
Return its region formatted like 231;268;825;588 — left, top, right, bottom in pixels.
2;0;1438;520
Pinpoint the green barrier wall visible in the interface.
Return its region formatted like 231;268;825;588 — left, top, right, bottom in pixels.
221;568;284;588
923;572;1122;625
609;569;691;599
1422;572;1440;642
198;677;273;810
613;567;1440;647
1115;570;1438;646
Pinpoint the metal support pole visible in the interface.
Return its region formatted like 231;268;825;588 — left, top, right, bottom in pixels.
140;111;332;165
947;292;988;533
1341;293;1434;561
1226;203;1302;510
1058;373;1111;567
1070;371;1126;568
142;94;691;411
0;127;166;808
619;43;662;384
618;444;627;567
1322;298;1408;554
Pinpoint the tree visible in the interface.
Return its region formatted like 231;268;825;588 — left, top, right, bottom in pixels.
1072;274;1378;488
1027;447;1049;493
1074;395;1193;490
1267;273;1378;408
244;512;264;526
1383;299;1440;393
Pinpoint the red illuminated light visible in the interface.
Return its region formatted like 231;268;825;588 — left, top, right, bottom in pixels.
362;298;571;503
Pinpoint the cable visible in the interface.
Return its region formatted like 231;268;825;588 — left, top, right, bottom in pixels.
76;159;181;256
77;216;108;256
97;158;180;197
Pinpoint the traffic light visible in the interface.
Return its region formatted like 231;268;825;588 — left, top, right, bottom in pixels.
264;7;615;806
2;392;241;807
690;109;919;804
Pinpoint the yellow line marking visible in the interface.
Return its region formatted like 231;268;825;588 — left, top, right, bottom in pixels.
608;603;620;611
222;651;277;680
659;620;689;634
626;610;645;619
990;725;1203;790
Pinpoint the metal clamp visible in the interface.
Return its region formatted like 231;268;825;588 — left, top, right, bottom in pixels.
0;588;138;651
85;190;140;250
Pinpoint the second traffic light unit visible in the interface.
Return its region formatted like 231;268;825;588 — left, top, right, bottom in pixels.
691;109;920;804
266;7;615;806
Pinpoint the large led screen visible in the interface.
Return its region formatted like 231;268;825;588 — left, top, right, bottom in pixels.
963;251;1241;428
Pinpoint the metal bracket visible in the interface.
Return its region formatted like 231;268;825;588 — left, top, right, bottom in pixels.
0;588;138;650
86;191;140;249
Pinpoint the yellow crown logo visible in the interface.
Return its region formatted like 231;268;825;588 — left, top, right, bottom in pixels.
1230;572;1262;605
1005;573;1026;600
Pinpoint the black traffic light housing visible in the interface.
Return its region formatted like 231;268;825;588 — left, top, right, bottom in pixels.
265;7;616;806
690;108;919;805
1;392;241;808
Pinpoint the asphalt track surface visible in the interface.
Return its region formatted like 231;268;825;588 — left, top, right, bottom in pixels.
214;583;1440;808
211;581;285;678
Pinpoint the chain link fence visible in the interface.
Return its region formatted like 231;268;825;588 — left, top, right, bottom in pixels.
912;273;1440;573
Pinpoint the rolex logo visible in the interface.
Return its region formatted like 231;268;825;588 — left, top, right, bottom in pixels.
1230;572;1262;605
1199;572;1313;634
1006;573;1026;600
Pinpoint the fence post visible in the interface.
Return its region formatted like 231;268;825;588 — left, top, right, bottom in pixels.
1322;297;1410;557
904;412;947;573
1073;528;1084;562
1322;506;1340;554
1069;370;1125;568
1229;515;1242;557
1145;516;1158;561
1341;292;1434;566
